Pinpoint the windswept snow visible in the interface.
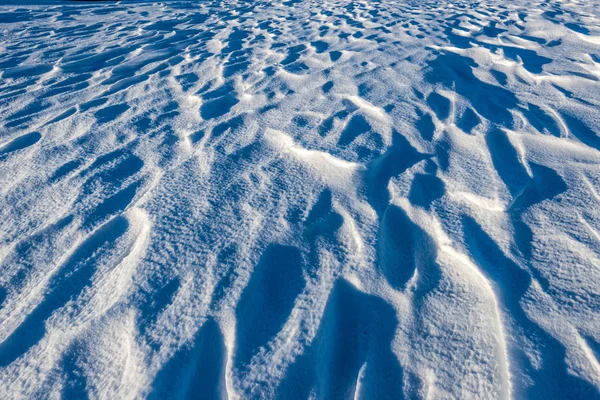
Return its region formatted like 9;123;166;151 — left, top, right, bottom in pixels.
0;0;600;398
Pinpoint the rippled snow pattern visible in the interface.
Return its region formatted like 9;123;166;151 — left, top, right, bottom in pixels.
0;0;600;398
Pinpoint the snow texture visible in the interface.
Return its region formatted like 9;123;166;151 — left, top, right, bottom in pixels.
0;0;600;399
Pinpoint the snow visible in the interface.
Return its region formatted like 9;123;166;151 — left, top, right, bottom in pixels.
0;0;599;398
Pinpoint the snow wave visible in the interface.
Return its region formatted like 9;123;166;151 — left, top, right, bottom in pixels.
0;0;599;398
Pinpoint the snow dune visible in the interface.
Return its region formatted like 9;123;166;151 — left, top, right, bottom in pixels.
0;0;599;398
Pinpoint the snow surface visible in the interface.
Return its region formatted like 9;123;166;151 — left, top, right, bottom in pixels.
0;0;600;398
